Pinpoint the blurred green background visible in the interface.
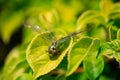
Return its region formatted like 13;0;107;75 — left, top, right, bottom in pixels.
0;0;101;67
0;0;120;79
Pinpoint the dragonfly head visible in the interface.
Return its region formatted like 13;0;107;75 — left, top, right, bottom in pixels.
48;41;61;60
48;42;57;54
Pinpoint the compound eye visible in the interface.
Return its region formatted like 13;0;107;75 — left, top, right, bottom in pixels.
52;47;55;50
50;45;55;50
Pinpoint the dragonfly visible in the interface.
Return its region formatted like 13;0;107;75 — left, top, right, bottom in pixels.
48;30;87;59
24;23;87;59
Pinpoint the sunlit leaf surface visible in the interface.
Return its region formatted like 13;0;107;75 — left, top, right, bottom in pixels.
26;32;73;79
66;37;92;76
77;11;105;31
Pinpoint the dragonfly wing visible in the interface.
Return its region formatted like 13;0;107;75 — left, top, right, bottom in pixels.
56;37;71;52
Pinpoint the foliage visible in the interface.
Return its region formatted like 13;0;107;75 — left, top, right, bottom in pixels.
0;0;120;80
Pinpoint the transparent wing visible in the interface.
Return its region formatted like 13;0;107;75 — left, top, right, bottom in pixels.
23;22;55;44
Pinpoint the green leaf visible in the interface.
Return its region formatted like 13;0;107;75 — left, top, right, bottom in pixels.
66;37;93;76
55;75;66;80
22;27;37;44
39;9;60;30
66;38;100;76
108;26;118;41
66;72;88;80
114;52;120;62
83;38;101;80
100;40;120;62
0;11;24;43
26;32;73;79
86;38;100;57
117;29;120;40
109;3;120;19
99;75;112;80
83;56;104;80
100;0;114;21
16;73;33;80
100;42;115;59
1;47;29;80
77;10;104;31
113;40;120;62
